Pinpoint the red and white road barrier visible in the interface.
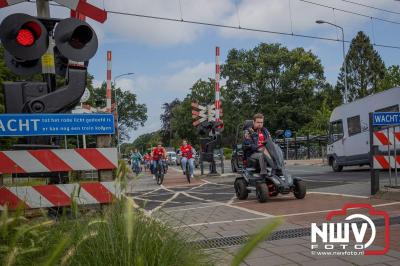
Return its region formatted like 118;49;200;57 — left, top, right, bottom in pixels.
0;181;121;210
215;46;221;123
0;148;117;174
106;51;112;113
373;155;400;169
373;129;400;146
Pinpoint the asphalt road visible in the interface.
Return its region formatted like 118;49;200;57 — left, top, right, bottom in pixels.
199;160;394;183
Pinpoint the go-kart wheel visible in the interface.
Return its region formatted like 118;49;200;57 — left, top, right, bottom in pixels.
256;182;269;203
234;178;248;200
231;161;237;173
294;180;306;199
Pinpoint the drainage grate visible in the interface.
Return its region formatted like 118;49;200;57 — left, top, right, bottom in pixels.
190;215;400;249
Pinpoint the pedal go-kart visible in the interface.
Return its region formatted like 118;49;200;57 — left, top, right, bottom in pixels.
233;121;306;203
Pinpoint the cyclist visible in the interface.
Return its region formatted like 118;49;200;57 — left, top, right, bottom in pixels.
180;139;195;179
151;142;167;180
130;148;143;175
143;152;152;172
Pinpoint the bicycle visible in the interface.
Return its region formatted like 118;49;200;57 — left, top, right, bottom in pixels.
132;160;141;176
181;158;192;183
155;160;165;185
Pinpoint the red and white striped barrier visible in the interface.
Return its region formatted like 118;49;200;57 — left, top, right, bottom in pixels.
106;51;112;113
0;181;121;210
0;148;117;174
373;155;400;169
373;129;400;146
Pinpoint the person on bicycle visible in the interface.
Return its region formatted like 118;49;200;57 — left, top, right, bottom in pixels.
151;142;167;179
130;148;143;174
143;152;151;172
180;139;195;179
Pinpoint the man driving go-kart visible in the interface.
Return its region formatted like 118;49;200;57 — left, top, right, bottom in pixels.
234;113;306;203
244;113;284;177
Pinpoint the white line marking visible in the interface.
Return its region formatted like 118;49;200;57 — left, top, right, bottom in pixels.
224;203;273;217
149;192;181;214
140;187;163;196
308;191;369;199
132;196;182;204
189;182;208;191
172;201;400;228
166;203;227;212
227;194;236;205
181;192;211;202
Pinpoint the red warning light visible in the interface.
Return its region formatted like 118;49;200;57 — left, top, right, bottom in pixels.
16;28;35;47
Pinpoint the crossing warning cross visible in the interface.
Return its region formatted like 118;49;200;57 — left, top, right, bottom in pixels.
191;102;223;127
0;0;107;23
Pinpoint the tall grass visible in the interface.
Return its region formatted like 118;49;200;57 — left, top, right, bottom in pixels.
0;160;211;265
0;198;211;266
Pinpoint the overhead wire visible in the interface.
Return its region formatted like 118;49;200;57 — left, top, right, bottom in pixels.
299;0;400;26
105;10;400;50
339;0;400;16
26;0;400;50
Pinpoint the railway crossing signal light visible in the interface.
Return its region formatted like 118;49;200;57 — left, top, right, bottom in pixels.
0;13;48;76
0;13;99;114
54;18;98;62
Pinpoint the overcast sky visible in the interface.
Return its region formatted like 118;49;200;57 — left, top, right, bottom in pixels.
2;0;400;142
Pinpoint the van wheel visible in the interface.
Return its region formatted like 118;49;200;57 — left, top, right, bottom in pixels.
332;158;343;172
234;178;248;200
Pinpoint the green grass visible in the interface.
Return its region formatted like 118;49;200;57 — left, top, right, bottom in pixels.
1;160;283;266
0;198;211;266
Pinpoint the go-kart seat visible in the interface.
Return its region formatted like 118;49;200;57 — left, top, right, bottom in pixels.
246;157;261;173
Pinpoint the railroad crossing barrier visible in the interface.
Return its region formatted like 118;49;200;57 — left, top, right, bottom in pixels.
370;112;400;194
0;148;118;174
0;181;121;210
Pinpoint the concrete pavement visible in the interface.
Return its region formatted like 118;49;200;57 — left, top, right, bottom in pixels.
126;164;400;266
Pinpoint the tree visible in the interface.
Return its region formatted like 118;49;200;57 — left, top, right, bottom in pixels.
378;65;400;91
86;82;147;141
222;43;328;136
160;98;181;146
337;31;386;102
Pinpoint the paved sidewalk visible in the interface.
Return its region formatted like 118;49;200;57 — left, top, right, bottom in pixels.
126;168;400;266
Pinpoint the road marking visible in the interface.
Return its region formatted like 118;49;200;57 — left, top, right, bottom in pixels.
308;191;369;198
132;196;183;204
224;203;273;217
227;194;236;205
149;192;181;214
181;192;212;202
140;187;163;196
172;201;400;228
166;202;227;212
189;182;208;191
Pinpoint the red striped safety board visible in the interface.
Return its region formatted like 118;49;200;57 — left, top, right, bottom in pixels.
373;155;400;169
0;181;121;210
0;148;117;174
373;129;400;146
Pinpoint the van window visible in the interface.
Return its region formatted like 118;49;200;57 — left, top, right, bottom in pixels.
375;104;399;113
347;115;361;136
329;120;343;143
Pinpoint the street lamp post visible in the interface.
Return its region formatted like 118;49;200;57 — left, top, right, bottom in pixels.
113;72;134;155
316;20;348;103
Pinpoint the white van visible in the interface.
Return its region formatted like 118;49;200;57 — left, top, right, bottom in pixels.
327;87;400;172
